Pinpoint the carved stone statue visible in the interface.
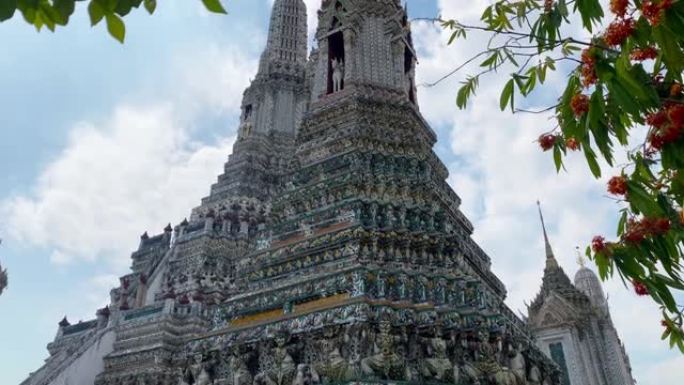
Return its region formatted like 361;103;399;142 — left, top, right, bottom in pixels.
227;345;253;385
255;332;296;385
508;343;526;385
178;353;214;385
493;368;519;385
332;58;344;92
315;328;350;382
420;327;455;383
292;364;320;385
527;365;542;385
360;321;408;380
376;273;387;298
351;271;366;297
192;353;215;385
396;274;409;300
177;365;191;385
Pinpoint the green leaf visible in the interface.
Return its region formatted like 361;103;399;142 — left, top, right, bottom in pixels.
503;48;519;67
143;0;155;14
617;210;627;236
105;12;125;43
53;0;75;24
456;84;469;109
500;79;514;111
0;0;17;21
583;146;602;178
115;0;135;17
88;0;105;25
627;181;663;217
480;51;499;68
553;145;563;172
201;0;226;14
447;30;458;45
615;56;648;102
653;25;684;74
607;80;641;118
574;0;604;32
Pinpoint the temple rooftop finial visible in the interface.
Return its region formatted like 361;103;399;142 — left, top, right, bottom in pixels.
576;246;586;268
537;200;558;268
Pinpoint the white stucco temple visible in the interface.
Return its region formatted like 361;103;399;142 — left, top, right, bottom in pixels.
528;205;636;385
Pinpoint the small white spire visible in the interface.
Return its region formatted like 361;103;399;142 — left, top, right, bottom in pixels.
576;246;586;267
537;201;558;268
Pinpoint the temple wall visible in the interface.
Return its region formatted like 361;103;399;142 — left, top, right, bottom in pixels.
46;331;115;385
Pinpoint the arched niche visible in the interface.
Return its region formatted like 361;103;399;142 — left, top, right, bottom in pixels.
327;16;345;94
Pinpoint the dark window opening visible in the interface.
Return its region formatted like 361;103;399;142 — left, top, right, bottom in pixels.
244;104;253;121
404;46;415;104
549;342;572;385
404;47;413;74
331;16;341;31
327;31;345;94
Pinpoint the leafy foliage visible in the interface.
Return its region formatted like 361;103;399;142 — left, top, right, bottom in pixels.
0;0;227;42
444;0;684;352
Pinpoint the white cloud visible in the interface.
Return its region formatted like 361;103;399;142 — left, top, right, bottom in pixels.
638;355;684;385
0;44;255;269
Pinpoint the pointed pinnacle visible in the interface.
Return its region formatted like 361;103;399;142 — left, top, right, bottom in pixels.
537;201;556;263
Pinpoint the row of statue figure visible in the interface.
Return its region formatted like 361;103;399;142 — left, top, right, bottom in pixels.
359;202;447;233
351;270;483;308
176;323;558;385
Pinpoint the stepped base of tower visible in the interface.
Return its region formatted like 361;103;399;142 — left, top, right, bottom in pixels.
89;297;554;385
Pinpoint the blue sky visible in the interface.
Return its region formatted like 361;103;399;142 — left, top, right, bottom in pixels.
0;1;681;384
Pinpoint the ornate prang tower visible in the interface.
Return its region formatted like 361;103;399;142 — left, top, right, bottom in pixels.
23;2;560;385
527;204;635;385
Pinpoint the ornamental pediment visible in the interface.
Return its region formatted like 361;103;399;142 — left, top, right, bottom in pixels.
530;291;581;328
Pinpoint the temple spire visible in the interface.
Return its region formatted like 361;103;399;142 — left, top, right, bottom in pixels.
537;201;558;268
258;0;308;75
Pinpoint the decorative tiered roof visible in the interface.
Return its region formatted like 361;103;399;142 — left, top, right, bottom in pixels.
529;203;592;314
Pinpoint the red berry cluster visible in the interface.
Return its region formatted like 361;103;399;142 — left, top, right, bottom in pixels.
623;217;671;243
642;0;673;26
632;280;650;296
544;0;554;13
566;137;580;151
571;93;590;117
604;18;635;46
610;0;630;17
538;134;558;151
580;49;598;88
647;104;684;150
630;47;659;61
607;176;628;195
592;235;607;253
